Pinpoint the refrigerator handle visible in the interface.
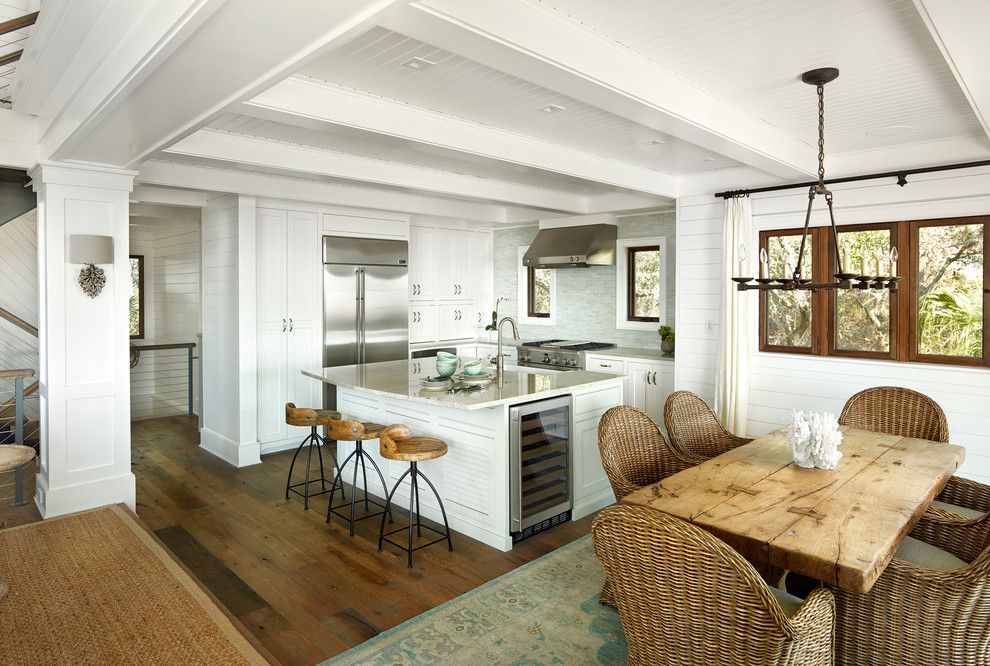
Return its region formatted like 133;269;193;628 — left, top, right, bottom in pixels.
354;268;362;362
358;268;367;363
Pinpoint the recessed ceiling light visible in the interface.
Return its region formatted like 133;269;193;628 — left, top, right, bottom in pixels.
865;124;915;138
401;57;437;71
540;104;566;113
649;137;666;145
700;157;716;163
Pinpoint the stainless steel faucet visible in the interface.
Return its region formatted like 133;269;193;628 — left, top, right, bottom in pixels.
496;316;519;387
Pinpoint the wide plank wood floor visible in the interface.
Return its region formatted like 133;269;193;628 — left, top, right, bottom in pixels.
131;415;595;666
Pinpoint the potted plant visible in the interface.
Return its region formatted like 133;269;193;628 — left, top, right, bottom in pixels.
658;325;675;354
484;296;507;342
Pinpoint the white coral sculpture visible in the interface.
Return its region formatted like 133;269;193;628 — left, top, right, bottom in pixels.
788;410;843;470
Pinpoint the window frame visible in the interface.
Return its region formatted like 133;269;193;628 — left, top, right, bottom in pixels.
758;215;989;368
129;254;145;340
626;244;662;323
526;265;551;319
826;222;900;362
517;246;555;326
615;236;666;331
908;216;990;368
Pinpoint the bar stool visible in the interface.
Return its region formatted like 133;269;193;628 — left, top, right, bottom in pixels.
325;416;394;536
284;403;345;510
376;425;453;567
0;444;35;508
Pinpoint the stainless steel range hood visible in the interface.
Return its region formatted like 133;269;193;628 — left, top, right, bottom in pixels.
522;223;617;269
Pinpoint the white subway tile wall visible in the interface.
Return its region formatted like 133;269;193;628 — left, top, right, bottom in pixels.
494;211;675;347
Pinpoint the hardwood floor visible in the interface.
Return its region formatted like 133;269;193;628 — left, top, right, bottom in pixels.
132;415;595;666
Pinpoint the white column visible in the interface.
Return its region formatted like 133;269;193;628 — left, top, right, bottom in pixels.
30;162;137;517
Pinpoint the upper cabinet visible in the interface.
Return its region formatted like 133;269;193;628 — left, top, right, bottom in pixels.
435;230;475;301
409;226;435;301
408;225;494;344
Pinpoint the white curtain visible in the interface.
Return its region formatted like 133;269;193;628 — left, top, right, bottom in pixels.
715;196;754;436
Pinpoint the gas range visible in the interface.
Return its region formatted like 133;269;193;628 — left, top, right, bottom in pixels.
517;339;616;371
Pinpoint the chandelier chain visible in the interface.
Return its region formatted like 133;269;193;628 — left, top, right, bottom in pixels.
817;83;826;187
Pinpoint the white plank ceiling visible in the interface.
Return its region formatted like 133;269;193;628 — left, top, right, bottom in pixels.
207;112;626;196
532;0;985;153
297;26;740;176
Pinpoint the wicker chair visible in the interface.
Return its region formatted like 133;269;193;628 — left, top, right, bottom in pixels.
592;504;835;666
664;390;753;462
598;405;696;500
832;520;990;666
839;386;990;554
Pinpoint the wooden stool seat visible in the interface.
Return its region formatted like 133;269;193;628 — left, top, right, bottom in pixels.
0;445;35;472
380;436;447;462
285;403;341;428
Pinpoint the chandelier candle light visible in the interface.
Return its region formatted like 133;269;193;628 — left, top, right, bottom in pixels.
732;68;902;294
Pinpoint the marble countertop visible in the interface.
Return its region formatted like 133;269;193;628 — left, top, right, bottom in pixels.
303;360;623;411
592;347;674;362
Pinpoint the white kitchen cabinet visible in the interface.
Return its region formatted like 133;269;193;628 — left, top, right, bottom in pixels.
435;230;474;300
584;354;672;424
409;226;434;301
438;303;474;341
256;208;322;445
470;232;494;327
409;304;438;344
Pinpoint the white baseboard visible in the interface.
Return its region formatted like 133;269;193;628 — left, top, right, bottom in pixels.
35;471;136;519
259;439;302;456
200;427;261;467
572;488;616;521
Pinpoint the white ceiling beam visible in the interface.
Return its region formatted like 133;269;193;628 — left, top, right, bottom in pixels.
130;184;209;208
164;129;588;212
913;0;990;143
381;0;815;180
35;0;407;168
129;203;202;221
584;192;671;215
136;160;541;225
241;77;677;199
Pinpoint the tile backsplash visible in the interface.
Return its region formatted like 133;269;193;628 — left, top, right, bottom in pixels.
493;211;676;348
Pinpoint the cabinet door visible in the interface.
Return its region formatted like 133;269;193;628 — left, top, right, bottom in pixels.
469;231;492;310
574;416;613;504
409;226;434;301
434;230;472;300
450;230;475;300
285;211;322;434
409;305;438;344
256;209;288;444
628;361;663;422
437;304;474;340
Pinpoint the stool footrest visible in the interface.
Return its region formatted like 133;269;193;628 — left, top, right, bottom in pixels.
328;496;390;524
380;522;450;555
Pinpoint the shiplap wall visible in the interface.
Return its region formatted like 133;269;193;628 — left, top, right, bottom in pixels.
676;165;990;484
128;219;202;420
0;209;40;431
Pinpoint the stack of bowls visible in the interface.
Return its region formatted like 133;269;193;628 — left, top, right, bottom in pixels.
435;351;459;378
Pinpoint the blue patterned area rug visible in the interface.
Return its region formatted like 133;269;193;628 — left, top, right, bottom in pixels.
322;535;627;665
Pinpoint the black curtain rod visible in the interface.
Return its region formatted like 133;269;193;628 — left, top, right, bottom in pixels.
714;159;990;199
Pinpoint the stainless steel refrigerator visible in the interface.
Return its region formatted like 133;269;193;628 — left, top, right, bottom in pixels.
323;235;408;407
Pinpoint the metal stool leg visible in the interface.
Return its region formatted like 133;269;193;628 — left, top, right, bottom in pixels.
326;447;359;524
406;462;417;567
284;433;310;500
359;444;370;511
315;433;327;492
318;434;346;503
418;466;454;553
362;451;393;523
302;433;315;510
13;463;25;507
412;468;422;537
378;467;412;552
348;446;360;536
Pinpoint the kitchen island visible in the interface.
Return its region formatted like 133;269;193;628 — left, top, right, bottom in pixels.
303;360;623;550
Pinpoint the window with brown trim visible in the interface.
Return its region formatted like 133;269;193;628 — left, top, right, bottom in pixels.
626;245;661;322
527;265;551;318
129;255;145;339
759;215;989;367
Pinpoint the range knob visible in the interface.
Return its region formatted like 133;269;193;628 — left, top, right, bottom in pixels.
521;351;530;362
568;358;577;366
551;353;560;365
543;352;551;364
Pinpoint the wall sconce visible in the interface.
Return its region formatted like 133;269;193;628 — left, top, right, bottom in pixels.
69;235;114;298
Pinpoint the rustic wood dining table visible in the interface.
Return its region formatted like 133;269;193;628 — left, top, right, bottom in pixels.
621;426;965;593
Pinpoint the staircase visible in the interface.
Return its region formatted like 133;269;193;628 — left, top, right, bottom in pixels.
0;169;34;228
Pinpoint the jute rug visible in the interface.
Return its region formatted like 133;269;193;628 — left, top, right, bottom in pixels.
323;535;628;665
0;504;270;665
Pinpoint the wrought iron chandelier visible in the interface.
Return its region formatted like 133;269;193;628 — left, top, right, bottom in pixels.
732;68;900;293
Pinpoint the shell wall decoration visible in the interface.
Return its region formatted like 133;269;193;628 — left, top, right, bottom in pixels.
78;263;107;298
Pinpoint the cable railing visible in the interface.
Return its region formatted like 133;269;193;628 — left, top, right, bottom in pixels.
0;368;38;506
130;341;197;421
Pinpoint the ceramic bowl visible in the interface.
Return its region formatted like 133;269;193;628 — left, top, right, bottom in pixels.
436;351;458;362
462;359;483;375
435;357;459;378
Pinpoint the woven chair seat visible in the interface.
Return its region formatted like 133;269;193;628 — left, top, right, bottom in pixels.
833;517;990;666
593;504;835;666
